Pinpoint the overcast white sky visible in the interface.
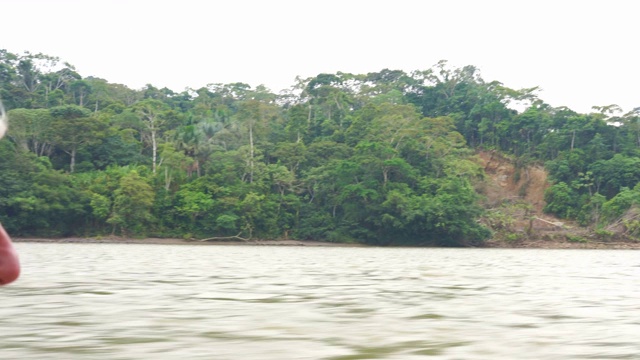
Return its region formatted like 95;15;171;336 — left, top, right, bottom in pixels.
3;0;638;114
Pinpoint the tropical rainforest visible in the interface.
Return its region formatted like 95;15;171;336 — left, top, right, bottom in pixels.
1;49;639;246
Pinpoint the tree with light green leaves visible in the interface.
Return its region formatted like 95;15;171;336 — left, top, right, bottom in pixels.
108;170;155;236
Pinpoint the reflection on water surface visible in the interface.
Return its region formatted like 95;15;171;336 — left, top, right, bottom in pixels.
1;244;639;359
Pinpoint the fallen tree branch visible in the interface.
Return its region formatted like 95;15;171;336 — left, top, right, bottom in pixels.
195;232;251;242
533;217;565;228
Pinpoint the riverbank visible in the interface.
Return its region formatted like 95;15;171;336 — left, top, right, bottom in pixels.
485;238;640;250
14;236;640;249
14;237;365;247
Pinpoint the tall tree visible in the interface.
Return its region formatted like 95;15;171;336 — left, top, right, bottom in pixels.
133;99;170;173
233;94;279;183
49;105;107;172
6;108;53;155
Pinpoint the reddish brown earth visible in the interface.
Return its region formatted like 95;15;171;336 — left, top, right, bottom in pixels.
476;150;640;249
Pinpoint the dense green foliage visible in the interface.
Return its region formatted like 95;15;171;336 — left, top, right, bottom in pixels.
1;50;639;244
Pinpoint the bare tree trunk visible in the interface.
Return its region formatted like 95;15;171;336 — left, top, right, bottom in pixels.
69;148;77;173
249;125;254;183
151;129;157;174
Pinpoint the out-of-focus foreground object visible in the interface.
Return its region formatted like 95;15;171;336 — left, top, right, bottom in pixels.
0;224;20;285
0;100;20;285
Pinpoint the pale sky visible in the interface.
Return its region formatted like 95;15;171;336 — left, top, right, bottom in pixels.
3;0;638;114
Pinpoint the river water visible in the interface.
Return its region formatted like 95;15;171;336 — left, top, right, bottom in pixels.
0;243;639;359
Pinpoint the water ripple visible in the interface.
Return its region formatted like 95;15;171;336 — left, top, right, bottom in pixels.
0;244;638;359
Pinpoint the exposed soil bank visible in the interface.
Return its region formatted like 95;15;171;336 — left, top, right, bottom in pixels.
485;239;640;250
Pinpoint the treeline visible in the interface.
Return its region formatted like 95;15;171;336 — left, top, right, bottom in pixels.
1;50;639;245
